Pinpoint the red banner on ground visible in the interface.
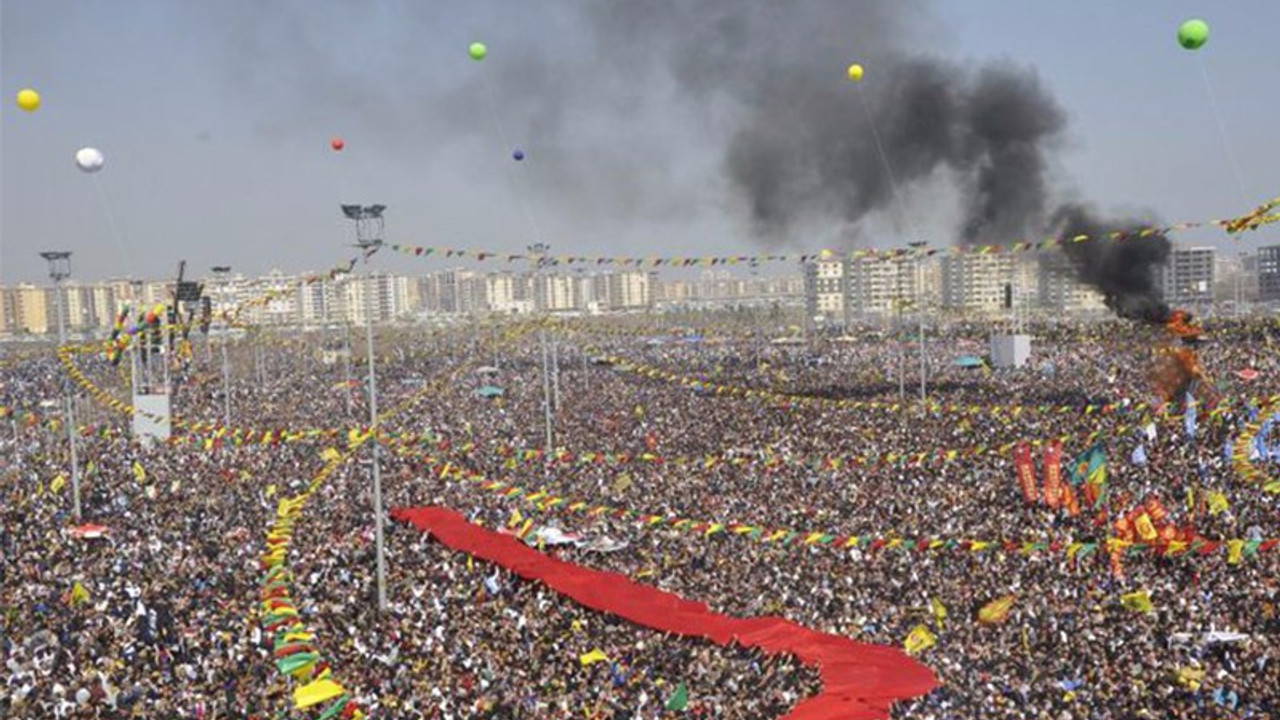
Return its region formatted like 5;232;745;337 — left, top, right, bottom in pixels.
392;506;936;720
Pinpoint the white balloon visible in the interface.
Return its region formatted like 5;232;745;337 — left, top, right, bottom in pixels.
75;147;105;173
75;688;90;705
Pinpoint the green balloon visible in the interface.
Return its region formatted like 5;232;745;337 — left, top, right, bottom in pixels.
1178;19;1209;50
469;42;487;61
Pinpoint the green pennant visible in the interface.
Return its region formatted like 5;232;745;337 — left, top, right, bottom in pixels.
665;682;689;711
316;695;352;720
275;652;319;675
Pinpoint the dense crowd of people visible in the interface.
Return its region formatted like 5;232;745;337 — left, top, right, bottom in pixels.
2;314;1278;717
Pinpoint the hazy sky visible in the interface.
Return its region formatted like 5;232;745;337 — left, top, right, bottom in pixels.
2;0;1278;284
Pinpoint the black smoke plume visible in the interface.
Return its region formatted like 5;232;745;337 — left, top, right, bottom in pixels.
1049;204;1172;323
188;0;1168;317
583;1;1067;246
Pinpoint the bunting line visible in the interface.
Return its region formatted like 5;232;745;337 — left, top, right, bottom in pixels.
381;197;1280;268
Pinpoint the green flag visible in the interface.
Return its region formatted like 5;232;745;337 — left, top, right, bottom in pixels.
665;682;688;711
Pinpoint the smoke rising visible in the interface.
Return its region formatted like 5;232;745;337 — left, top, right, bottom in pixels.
583;1;1068;246
190;0;1168;317
1050;204;1172;322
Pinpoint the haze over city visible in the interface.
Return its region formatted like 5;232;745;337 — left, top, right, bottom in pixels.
4;0;1279;284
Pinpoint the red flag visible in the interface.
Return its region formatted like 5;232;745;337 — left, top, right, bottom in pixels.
1144;496;1171;531
1042;441;1064;509
1014;442;1039;505
1062;482;1081;517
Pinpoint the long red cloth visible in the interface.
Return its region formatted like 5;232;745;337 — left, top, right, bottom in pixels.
392;506;937;720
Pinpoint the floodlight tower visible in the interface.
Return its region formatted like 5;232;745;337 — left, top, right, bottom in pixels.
341;203;388;612
528;243;555;451
40;251;81;520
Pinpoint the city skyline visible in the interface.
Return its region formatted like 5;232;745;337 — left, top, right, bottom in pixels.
0;265;806;335
4;2;1280;284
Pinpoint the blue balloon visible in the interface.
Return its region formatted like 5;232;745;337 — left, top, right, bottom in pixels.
513;149;525;161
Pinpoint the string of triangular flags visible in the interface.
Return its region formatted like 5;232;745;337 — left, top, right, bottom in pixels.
382;196;1280;268
598;353;1255;427
417;454;1277;566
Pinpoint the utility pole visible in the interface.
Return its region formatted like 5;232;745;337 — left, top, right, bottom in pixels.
540;329;554;450
909;241;929;411
528;243;556;448
896;255;905;403
41;252;81;520
212;266;233;428
551;336;561;413
341;204;388;612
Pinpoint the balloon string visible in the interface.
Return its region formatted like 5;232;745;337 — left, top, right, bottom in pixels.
91;175;140;277
478;70;544;244
854;85;925;246
1197;55;1251;208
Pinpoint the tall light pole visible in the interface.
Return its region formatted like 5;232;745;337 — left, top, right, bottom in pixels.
909;241;929;410
212;267;234;428
341;204;388;612
896;254;906;403
528;242;555;449
41;251;81;520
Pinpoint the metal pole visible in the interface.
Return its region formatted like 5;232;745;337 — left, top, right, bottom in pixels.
910;242;928;410
365;272;388;612
53;279;82;520
551;335;561;413
342;278;353;418
541;329;554;449
897;260;905;403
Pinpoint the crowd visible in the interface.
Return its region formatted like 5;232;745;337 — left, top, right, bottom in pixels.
1;313;1277;717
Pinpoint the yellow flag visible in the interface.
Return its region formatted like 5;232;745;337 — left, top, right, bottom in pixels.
579;649;610;666
930;597;948;629
1134;513;1158;542
49;474;67;494
978;594;1017;624
69;581;90;606
1206;491;1230;516
1120;589;1153;613
1177;665;1206;691
1227;539;1245;565
320;447;342;463
132;461;147;483
265;484;277;498
293;678;346;709
903;624;937;655
508;507;524;528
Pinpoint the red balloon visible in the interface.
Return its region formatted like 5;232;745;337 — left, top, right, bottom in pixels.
331;137;345;151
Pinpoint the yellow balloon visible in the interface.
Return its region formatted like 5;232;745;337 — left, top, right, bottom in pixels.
847;64;864;82
16;88;40;112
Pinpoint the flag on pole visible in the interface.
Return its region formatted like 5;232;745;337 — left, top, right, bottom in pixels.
294;679;346;709
1120;590;1153;613
579;649;610;666
978;594;1017;624
664;682;689;711
1130;444;1148;467
903;624;937;655
930;597;948;629
68;581;90;606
